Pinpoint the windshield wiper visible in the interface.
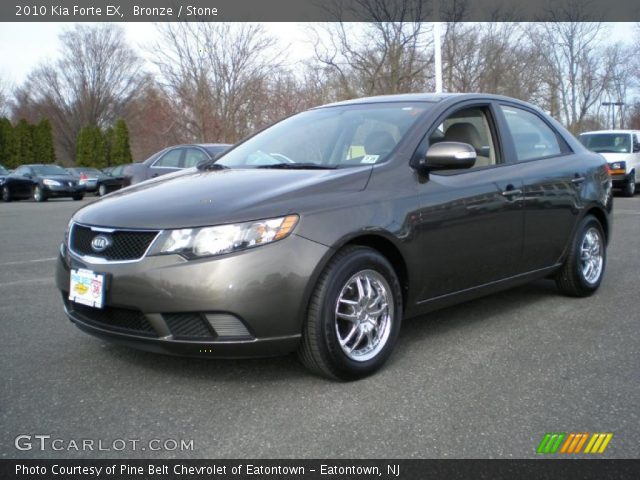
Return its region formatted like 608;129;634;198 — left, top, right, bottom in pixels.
197;159;230;171
256;163;337;170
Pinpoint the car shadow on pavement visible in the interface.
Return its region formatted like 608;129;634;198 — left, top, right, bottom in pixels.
99;278;566;382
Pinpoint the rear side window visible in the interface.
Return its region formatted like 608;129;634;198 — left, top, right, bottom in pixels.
500;106;564;161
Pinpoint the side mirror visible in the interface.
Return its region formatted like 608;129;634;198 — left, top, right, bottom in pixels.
414;142;477;173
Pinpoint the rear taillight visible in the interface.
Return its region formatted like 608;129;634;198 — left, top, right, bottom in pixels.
79;173;88;180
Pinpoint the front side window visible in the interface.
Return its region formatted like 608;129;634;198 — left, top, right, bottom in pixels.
154;149;183;168
216;103;431;169
183;148;210;168
579;133;631;154
500;106;563;161
428;107;498;168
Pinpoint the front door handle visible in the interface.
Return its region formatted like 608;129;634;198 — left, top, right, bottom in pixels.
571;176;585;185
502;188;522;197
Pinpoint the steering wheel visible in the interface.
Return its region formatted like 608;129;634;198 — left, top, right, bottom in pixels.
269;153;296;164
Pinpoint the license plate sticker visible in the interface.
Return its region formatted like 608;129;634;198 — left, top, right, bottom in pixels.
69;269;105;309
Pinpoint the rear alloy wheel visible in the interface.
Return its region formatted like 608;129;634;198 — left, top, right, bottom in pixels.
98;184;107;196
298;246;403;380
556;215;606;297
622;171;636;197
33;185;47;202
2;185;11;202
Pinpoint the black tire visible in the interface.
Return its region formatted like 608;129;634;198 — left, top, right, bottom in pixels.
556;215;606;297
33;185;47;202
1;185;11;202
621;171;636;197
72;194;84;201
298;246;403;380
98;184;107;196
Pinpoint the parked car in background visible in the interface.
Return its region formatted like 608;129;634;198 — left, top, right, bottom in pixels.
579;130;640;196
123;143;232;186
67;166;125;196
0;164;9;188
2;164;85;202
57;93;612;380
99;164;128;196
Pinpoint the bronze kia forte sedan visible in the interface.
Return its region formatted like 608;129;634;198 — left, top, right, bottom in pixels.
56;94;612;380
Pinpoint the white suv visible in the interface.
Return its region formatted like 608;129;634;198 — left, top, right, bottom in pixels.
579;130;640;196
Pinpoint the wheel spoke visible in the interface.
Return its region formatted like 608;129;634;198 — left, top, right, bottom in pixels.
340;325;358;347
349;328;366;353
356;276;365;301
337;311;359;322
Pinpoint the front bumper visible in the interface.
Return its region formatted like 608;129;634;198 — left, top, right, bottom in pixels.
56;234;330;358
45;184;85;197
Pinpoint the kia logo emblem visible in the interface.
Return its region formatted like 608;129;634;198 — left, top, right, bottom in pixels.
91;234;112;253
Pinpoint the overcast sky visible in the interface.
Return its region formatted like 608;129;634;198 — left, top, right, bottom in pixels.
0;22;636;87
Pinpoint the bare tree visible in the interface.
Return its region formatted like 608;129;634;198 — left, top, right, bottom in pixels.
151;23;283;143
313;0;434;98
14;24;148;162
532;6;610;132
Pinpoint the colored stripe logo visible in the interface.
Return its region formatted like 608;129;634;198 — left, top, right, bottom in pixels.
537;433;613;454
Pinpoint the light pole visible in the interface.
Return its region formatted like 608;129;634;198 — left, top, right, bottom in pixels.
601;101;625;129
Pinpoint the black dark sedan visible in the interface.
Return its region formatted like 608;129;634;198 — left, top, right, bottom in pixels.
66;166;125;196
122;143;231;186
2;164;85;202
57;94;612;380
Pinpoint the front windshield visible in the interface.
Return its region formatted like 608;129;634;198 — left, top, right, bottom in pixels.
580;133;631;153
216;103;431;169
32;165;68;176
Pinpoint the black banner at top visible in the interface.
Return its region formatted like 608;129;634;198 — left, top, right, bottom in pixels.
2;0;640;22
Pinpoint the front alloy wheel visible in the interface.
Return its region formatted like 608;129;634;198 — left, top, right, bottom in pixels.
33;185;47;202
98;184;107;196
1;185;10;202
298;246;402;380
622;171;636;197
335;270;393;362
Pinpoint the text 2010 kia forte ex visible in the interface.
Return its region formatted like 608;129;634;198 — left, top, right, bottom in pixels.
56;93;613;380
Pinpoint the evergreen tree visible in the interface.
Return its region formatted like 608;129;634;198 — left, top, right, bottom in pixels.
0;117;16;168
110;119;132;165
103;126;114;166
15;119;34;165
76;125;106;168
33;118;56;164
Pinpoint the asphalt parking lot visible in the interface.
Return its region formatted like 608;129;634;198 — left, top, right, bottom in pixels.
1;195;638;459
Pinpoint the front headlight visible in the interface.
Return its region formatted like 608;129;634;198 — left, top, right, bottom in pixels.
149;215;299;259
609;162;624;170
43;179;62;186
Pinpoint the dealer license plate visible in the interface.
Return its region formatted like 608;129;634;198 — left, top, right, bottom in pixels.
69;269;105;309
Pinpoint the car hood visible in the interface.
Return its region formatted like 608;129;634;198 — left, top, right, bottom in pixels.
599;152;633;163
40;174;78;182
73;167;372;229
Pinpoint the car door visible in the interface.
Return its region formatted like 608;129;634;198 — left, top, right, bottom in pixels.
496;103;582;272
13;166;34;197
413;102;524;301
147;148;185;179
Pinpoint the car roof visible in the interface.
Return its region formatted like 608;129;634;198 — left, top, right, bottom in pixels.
317;92;532;108
580;130;640;135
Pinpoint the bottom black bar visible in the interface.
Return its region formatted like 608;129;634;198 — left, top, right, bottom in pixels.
2;459;639;480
